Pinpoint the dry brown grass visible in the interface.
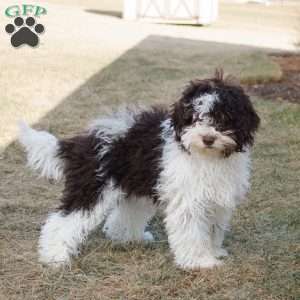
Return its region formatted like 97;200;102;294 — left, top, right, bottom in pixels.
0;35;298;299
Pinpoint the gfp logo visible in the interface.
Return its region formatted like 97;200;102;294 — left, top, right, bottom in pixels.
4;5;47;48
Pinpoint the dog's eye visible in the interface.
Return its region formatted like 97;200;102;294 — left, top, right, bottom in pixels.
223;130;234;135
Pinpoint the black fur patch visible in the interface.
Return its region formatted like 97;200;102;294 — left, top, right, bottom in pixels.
105;107;167;202
58;134;105;213
58;108;167;213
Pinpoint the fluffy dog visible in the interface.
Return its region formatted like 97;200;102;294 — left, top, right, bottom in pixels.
19;71;260;269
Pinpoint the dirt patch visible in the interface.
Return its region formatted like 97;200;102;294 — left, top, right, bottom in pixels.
247;53;300;104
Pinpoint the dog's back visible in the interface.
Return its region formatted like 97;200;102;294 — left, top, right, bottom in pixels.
19;106;168;212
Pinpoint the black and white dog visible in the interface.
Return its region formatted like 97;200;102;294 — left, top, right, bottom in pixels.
19;71;260;269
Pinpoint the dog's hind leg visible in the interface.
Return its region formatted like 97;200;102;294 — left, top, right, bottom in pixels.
38;187;118;267
37;133;118;267
103;197;156;243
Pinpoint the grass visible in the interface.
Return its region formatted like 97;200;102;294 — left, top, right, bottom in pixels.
0;35;299;299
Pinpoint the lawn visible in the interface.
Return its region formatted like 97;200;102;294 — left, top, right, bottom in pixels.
0;34;299;299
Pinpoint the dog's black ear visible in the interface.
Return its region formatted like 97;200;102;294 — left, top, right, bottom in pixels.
238;104;260;151
170;81;201;141
171;100;193;141
233;86;260;147
240;97;260;145
223;87;260;151
171;101;184;141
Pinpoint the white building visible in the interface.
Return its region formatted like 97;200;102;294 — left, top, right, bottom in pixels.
123;0;219;25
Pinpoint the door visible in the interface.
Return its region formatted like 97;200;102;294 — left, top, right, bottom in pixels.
139;0;198;19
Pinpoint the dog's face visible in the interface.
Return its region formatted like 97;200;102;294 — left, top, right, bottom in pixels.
171;73;260;157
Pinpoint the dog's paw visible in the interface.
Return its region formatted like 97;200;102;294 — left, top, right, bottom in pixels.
214;248;229;258
38;231;74;267
196;256;223;269
38;245;72;268
39;256;70;268
176;255;223;270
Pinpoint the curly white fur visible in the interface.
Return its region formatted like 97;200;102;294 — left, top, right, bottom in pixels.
18;121;63;181
38;181;120;266
156;123;250;269
103;197;156;242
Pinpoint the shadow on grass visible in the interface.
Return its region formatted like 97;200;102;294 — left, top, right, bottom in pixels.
21;36;281;131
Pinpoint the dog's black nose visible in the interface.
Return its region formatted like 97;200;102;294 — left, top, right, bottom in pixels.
203;135;216;146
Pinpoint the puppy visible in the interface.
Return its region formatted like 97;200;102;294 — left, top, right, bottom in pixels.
19;71;260;269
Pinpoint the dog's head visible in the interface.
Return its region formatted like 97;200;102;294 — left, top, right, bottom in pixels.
171;70;260;157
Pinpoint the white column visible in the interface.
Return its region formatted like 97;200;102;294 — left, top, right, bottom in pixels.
198;0;219;25
212;0;219;22
123;0;138;20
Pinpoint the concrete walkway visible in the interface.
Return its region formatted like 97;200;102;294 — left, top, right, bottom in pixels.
44;0;298;51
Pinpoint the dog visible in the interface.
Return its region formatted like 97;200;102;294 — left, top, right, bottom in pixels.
19;71;260;269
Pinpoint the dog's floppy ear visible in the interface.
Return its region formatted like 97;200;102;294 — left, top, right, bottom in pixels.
238;96;260;149
170;81;200;141
171;100;193;142
171;101;185;141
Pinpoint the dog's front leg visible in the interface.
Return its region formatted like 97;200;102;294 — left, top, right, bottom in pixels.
164;200;223;270
212;206;233;258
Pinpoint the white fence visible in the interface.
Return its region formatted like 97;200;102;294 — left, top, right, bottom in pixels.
123;0;218;25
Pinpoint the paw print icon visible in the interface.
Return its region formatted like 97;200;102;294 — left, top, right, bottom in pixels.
5;17;45;48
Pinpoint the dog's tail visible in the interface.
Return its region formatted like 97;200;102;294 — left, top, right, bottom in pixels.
18;121;64;181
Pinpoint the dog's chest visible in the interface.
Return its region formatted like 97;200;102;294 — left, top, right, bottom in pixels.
157;142;250;208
